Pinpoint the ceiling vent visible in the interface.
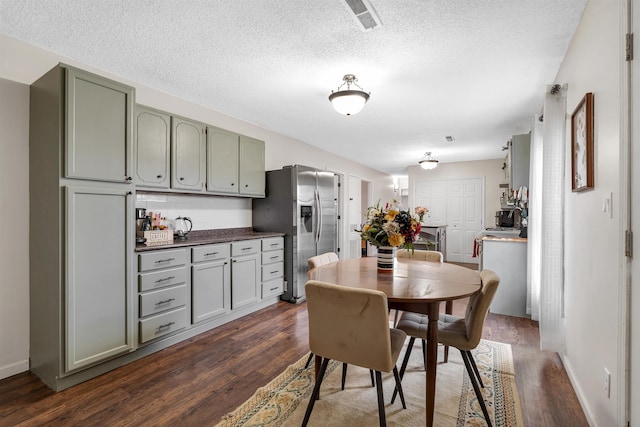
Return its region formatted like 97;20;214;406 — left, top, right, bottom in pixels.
344;0;381;30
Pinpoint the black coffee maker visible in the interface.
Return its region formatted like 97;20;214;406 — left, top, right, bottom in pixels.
136;208;151;243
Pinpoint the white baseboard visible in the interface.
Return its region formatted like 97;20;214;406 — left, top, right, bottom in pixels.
0;359;29;380
561;353;597;426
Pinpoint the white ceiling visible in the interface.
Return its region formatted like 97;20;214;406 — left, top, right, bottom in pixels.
0;0;587;175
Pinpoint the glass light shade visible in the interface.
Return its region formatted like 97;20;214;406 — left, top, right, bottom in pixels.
419;159;439;170
328;90;369;116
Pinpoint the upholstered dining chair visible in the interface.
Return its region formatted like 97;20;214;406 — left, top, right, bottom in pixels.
302;280;407;427
391;269;500;427
306;252;371;389
396;249;443;262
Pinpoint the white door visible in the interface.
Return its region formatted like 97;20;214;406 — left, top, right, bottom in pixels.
414;180;447;225
348;175;362;258
462;179;484;262
630;0;638;423
447;181;464;262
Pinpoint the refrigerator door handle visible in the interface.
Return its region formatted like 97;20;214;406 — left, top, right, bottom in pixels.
315;189;322;244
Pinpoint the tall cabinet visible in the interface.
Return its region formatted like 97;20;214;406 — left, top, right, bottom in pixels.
29;64;135;390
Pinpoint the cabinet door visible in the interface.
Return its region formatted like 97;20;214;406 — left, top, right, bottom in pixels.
135;106;170;188
231;254;260;309
65;67;134;183
65;186;133;372
207;127;239;194
238;136;265;196
192;260;231;323
171;117;206;191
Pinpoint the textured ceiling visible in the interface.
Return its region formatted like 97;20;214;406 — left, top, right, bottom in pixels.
0;0;587;175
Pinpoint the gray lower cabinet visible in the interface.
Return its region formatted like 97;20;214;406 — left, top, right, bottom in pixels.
191;244;231;323
65;65;134;183
135;106;170;188
137;249;189;344
261;237;284;299
231;240;261;309
171;116;206;191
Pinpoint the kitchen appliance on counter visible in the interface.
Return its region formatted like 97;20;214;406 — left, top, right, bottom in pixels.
174;216;192;240
135;208;151;243
495;208;521;228
253;165;339;303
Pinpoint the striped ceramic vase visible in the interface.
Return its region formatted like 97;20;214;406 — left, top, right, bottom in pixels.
376;246;396;272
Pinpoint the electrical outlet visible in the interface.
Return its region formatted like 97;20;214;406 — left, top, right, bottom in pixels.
604;368;611;398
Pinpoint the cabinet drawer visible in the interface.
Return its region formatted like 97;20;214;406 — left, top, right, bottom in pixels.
139;284;187;318
231;239;260;256
138;249;187;272
139;266;188;292
262;237;283;251
262;262;284;282
262;279;284;298
139;307;187;343
262;249;284;264
192;243;230;263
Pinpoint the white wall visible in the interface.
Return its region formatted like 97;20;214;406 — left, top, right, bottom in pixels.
0;78;30;379
407;159;505;228
0;35;394;379
555;0;623;425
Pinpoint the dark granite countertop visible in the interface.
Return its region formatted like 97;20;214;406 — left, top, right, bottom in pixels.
135;227;284;252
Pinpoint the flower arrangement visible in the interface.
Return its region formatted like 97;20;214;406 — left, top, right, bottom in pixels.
414;206;428;222
357;200;422;249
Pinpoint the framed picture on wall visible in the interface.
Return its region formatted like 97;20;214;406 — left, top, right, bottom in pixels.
571;92;594;192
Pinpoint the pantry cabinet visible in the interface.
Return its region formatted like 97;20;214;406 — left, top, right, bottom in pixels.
65;66;134;183
29;63;135;390
171;116;206;191
135;106;170;188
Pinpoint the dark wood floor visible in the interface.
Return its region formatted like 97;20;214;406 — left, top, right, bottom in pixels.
0;298;588;426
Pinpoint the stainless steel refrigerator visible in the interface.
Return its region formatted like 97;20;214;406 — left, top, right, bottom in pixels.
252;165;338;303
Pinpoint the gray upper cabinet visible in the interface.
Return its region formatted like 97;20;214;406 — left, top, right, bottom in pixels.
510;134;531;191
65;66;134;183
239;136;265;197
65;186;133;371
207;128;265;197
135;106;170;188
171;116;206;191
207;127;239;194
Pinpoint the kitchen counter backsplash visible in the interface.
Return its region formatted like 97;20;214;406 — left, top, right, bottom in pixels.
135;227;284;252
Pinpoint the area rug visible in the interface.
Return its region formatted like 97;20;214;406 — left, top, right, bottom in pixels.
215;339;524;426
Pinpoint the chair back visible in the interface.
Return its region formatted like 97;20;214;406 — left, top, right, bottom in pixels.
305;280;396;372
397;249;443;263
307;252;339;270
464;269;500;347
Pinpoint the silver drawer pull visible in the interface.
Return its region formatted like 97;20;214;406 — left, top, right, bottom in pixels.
205;252;219;256
155;258;176;263
156;298;176;305
270;270;279;274
269;256;278;260
269;286;279;291
241;247;252;251
155;276;175;283
157;322;175;331
270;243;279;247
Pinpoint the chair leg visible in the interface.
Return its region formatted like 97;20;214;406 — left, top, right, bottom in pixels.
391;336;415;404
393;309;401;326
466;350;485;388
302;358;330;427
421;339;427;370
304;353;314;369
374;371;387;427
392;366;406;409
370;369;375;387
460;350;492;427
341;362;348;390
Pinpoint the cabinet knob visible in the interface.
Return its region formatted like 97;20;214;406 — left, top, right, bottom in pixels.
179;177;184;181
231;183;235;186
245;184;249;188
125;176;132;181
157;174;163;179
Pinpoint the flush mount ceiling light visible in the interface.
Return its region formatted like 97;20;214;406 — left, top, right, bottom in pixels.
328;74;370;116
419;152;439;170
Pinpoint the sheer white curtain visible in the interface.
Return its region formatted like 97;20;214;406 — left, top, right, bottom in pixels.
529;85;567;352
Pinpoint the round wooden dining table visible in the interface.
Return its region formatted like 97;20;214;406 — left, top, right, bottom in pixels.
307;256;481;427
